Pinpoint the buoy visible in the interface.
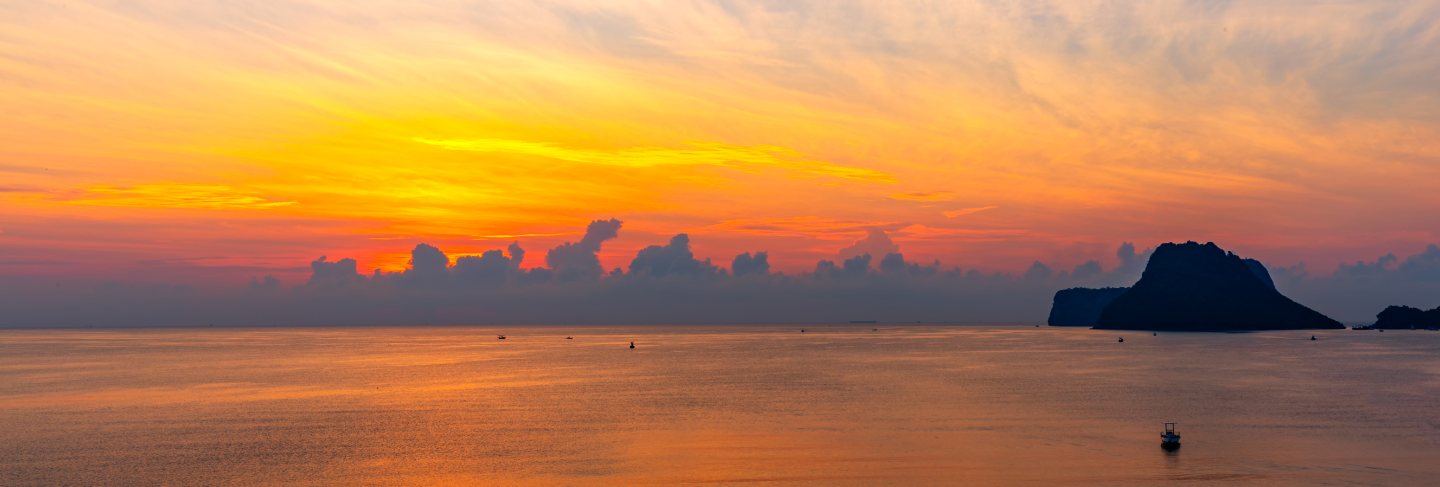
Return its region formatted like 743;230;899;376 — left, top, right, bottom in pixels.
629;341;635;349
1153;332;1157;336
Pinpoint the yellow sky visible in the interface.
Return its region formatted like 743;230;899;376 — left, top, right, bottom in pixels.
3;1;1439;283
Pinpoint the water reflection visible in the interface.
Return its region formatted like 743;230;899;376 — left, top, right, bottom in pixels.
0;326;1437;485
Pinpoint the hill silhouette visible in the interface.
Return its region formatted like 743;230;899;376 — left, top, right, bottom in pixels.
1047;287;1128;326
1371;305;1440;329
1092;241;1343;331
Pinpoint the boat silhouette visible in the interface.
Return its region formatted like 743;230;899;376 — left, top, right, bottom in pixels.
1161;422;1181;450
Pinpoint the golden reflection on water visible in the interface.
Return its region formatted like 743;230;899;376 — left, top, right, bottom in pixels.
1;326;1438;485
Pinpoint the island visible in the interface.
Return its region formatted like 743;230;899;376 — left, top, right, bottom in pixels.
1047;287;1128;326
1048;241;1343;331
1370;305;1440;329
1096;242;1343;331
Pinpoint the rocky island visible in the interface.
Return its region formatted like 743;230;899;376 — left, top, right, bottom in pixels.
1370;305;1440;329
1047;287;1128;326
1049;241;1344;331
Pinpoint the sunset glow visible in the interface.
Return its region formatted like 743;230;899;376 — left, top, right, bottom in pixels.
4;1;1439;284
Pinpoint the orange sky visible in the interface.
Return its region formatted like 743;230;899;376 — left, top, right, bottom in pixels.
3;1;1439;285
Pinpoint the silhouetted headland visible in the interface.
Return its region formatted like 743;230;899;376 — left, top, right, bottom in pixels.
1047;287;1128;326
1051;241;1343;331
1371;305;1440;329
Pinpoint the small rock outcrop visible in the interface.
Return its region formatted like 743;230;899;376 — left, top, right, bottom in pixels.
1047;287;1129;326
1093;242;1343;331
1372;305;1440;329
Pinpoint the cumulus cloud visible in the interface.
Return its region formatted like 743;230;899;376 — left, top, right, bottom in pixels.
452;244;523;287
1276;244;1440;322
4;217;1427;327
838;229;900;262
731;251;770;277
544;218;621;280
307;256;363;286
627;234;721;278
402;243;450;287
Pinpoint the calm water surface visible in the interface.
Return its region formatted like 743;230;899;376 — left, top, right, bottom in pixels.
2;325;1438;485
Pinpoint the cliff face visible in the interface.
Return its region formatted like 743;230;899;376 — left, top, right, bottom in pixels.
1094;242;1343;331
1372;305;1440;329
1047;287;1129;326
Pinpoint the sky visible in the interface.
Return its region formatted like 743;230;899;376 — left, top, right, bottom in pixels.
2;1;1440;325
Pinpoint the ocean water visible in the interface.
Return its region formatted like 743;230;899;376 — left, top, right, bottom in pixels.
1;325;1438;486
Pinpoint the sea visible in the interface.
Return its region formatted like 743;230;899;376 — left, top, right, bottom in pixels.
2;325;1437;485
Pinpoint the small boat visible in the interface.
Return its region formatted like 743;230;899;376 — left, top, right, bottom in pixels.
1161;422;1181;450
1118;337;1124;343
800;329;806;333
497;335;507;340
566;336;573;340
1310;335;1317;341
1153;332;1157;336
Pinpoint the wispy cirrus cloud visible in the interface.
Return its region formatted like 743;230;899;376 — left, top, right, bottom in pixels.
415;137;893;182
889;191;955;202
942;206;998;218
51;184;297;211
704;216;909;238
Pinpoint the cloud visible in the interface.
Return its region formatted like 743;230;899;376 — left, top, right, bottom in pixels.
627;234;721;278
544;218;622;280
731;251;770;277
942;206;998;218
452;243;524;286
1397;244;1440;282
0;219;1161;327
1023;261;1053;280
1;216;1430;327
401;243;451;287
1272;244;1440;322
415;137;893;182
889;191;955;202
1070;260;1102;281
704;217;909;238
839;229;900;262
307;256;363;287
51;184;297;210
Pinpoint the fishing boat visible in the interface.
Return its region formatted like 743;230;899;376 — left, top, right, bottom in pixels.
497;335;506;340
1161;422;1181;450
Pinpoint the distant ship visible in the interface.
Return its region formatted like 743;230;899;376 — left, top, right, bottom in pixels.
497;335;506;340
849;320;877;324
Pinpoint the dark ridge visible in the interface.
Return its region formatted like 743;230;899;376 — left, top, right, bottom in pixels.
1094;241;1343;331
1371;305;1440;329
1244;258;1276;290
1047;287;1129;326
